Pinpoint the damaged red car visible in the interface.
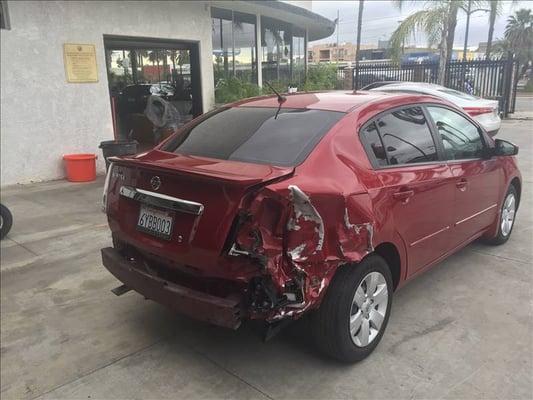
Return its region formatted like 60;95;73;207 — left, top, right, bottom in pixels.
101;91;521;362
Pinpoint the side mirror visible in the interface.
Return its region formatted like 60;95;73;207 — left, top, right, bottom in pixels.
494;139;519;156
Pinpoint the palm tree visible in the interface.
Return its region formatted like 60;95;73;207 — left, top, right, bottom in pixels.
389;1;463;85
137;50;148;69
485;1;521;59
485;1;503;58
504;8;533;74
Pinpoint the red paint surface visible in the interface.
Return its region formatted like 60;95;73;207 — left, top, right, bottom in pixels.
103;92;521;325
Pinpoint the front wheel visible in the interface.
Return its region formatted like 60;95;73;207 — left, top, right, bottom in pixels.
484;185;518;245
311;255;393;362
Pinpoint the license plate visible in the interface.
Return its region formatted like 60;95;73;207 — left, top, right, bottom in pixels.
137;205;173;240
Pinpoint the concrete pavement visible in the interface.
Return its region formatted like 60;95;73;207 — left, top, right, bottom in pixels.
1;118;532;399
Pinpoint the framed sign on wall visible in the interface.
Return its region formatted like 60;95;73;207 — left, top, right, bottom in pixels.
63;43;98;83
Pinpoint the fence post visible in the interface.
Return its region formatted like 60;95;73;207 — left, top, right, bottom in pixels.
343;67;354;90
510;58;519;114
354;63;359;90
501;52;514;117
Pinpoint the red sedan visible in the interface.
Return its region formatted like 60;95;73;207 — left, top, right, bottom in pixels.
101;91;521;362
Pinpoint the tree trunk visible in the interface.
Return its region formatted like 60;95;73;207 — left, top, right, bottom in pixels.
445;1;459;62
439;1;459;85
354;0;364;90
463;0;472;60
438;29;448;85
486;5;497;59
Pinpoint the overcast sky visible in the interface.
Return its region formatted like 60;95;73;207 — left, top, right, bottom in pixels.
310;0;533;49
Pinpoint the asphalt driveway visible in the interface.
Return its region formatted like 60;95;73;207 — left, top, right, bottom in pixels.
1;117;532;400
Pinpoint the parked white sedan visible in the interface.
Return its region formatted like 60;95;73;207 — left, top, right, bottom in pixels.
369;82;501;136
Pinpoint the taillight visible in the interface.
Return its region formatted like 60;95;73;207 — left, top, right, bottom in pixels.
102;162;114;213
463;107;494;117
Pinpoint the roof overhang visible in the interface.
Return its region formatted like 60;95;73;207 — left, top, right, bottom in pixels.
209;1;335;41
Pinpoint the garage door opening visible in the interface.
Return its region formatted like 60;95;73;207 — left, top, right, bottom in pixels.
104;35;202;149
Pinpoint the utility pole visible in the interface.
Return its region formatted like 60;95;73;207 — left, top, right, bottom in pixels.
336;9;340;64
463;0;472;61
355;0;364;90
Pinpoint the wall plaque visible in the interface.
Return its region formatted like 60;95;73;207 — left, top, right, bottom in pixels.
63;43;98;83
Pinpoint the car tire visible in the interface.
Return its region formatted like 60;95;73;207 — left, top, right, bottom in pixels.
0;203;13;240
311;255;393;363
484;185;518;246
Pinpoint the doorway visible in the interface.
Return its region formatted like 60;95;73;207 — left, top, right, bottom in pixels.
104;35;202;147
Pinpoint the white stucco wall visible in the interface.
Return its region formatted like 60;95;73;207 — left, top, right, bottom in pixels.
0;1;214;185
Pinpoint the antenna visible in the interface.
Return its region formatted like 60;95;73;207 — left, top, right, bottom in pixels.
264;81;286;104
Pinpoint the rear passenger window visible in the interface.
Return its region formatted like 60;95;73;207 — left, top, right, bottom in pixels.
362;106;437;167
361;122;388;167
427;106;484;160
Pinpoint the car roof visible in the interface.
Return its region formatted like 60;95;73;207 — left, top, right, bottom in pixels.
233;90;434;113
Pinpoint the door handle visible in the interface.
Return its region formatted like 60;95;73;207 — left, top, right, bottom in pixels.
456;179;468;190
393;190;414;201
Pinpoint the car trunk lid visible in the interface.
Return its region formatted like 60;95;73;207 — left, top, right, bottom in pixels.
107;150;293;270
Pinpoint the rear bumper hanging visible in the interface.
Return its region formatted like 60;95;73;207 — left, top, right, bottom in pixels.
101;247;242;329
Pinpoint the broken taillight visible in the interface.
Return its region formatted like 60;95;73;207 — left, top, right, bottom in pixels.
102;162;114;213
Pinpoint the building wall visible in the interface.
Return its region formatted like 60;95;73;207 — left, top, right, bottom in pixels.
308;43;374;63
0;1;214;185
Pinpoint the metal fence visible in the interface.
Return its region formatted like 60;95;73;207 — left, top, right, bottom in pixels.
353;56;519;116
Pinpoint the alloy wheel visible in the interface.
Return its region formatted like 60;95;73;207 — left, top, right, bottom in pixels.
349;271;388;347
501;193;516;237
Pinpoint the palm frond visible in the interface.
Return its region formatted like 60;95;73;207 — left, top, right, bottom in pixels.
389;7;447;61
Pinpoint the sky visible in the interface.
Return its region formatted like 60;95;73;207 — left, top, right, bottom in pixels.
310;0;533;49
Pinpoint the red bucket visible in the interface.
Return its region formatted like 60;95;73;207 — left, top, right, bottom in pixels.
63;154;97;182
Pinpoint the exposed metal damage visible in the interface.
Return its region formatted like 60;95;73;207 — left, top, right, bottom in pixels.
344;208;374;252
286;185;325;252
227;184;377;324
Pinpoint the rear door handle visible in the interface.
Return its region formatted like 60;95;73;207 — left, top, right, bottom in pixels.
456;179;468;190
393;190;414;201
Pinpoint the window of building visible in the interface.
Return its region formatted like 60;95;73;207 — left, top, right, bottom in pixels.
427;106;484;160
211;8;257;87
292;29;305;87
319;49;330;60
261;16;292;85
1;0;10;30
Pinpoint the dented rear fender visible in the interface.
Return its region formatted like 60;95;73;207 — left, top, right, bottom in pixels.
228;181;382;321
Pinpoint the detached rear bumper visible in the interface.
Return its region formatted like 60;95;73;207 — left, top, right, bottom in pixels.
101;247;242;329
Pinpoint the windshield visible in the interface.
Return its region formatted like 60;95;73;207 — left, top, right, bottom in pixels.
162;107;344;167
437;88;479;101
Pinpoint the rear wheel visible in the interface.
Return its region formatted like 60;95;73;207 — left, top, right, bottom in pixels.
485;185;517;245
311;255;393;362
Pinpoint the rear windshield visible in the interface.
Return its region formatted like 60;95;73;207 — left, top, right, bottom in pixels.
162;107;344;166
437;88;479;101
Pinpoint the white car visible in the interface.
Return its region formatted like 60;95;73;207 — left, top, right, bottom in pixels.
369;82;501;136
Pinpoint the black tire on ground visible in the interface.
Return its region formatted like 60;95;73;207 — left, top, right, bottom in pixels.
0;203;13;240
484;184;518;246
311;255;393;363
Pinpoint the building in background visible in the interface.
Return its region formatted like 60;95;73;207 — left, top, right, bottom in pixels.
307;42;375;63
0;1;334;185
